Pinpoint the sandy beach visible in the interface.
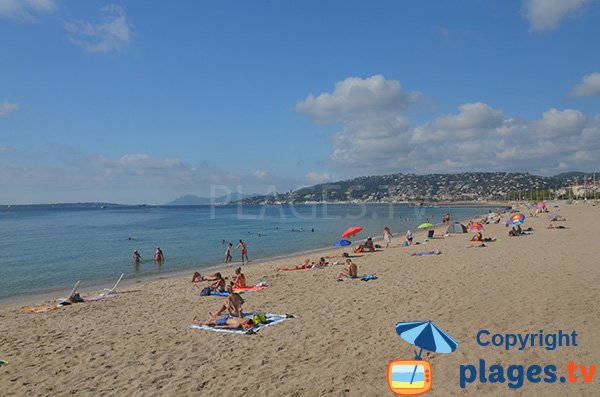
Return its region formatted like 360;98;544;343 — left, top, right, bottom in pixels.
1;202;599;396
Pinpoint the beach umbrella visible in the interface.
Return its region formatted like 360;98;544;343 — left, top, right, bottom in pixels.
510;213;525;225
341;226;362;238
536;202;546;209
417;223;434;229
469;223;484;232
395;321;459;383
333;239;352;247
553;205;560;209
549;213;559;221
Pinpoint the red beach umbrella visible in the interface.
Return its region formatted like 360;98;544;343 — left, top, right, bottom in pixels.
341;226;363;238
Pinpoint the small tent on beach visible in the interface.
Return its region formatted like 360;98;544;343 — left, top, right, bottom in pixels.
446;222;467;234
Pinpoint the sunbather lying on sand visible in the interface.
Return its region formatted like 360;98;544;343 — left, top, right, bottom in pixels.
192;314;254;329
547;224;566;229
277;259;312;271
312;257;329;268
470;232;494;242
325;252;362;259
337;259;358;279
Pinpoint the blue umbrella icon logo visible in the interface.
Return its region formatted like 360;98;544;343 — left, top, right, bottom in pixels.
389;321;458;395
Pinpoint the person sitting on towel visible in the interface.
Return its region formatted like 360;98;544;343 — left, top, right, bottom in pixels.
363;237;375;252
337;259;358;279
192;272;226;292
471;232;484;242
212;282;244;317
193;314;254;329
232;267;247;289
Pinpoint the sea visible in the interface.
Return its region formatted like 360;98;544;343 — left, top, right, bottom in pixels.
0;203;496;301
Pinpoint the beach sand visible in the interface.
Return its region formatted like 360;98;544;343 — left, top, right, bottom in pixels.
1;203;599;396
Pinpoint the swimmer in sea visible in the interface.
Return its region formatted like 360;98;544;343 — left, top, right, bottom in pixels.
132;250;142;263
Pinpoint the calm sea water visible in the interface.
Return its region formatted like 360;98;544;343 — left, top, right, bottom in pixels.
0;204;494;299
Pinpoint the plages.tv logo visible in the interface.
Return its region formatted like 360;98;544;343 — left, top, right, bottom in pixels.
388;321;458;395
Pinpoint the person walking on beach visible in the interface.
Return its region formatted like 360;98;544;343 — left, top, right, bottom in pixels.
224;243;233;263
132;250;142;263
154;246;164;263
383;227;393;248
237;240;249;263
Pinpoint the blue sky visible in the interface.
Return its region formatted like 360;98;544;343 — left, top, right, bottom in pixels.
1;0;599;204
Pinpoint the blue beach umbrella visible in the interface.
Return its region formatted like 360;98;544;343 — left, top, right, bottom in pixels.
395;321;459;384
333;239;352;247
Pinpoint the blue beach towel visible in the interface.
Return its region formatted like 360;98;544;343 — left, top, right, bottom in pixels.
337;274;378;282
411;251;441;257
190;313;293;334
209;291;231;297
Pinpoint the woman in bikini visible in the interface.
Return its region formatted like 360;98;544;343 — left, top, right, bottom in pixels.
232;267;247;289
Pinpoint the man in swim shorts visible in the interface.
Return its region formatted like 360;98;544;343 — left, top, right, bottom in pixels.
193;314;254;329
337;259;358;280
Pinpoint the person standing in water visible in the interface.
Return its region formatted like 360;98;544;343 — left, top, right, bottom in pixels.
236;240;249;263
224;243;233;263
154;246;164;262
132;250;142;263
383;227;393;248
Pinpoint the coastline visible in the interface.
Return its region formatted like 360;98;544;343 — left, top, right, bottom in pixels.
1;207;493;309
2;202;599;396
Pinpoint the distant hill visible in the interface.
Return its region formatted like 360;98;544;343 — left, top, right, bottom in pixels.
165;193;256;206
238;171;599;204
553;171;589;182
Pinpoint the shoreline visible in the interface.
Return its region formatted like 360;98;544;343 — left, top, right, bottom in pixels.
0;210;472;309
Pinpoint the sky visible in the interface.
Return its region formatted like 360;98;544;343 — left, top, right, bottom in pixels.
1;0;599;204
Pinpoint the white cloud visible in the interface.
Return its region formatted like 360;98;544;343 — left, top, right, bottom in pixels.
570;72;600;97
295;75;422;124
0;145;13;154
411;103;504;144
297;75;600;176
522;0;586;32
65;5;133;53
253;170;268;178
0;0;56;20
305;172;332;183
0;101;20;117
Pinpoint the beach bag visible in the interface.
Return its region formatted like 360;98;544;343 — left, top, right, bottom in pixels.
253;312;267;325
200;287;212;296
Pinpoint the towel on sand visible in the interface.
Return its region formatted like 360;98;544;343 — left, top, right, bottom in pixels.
20;306;61;313
191;313;293;334
337;274;378;282
411;250;441;256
